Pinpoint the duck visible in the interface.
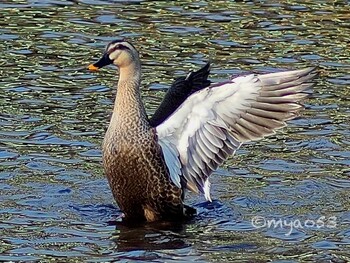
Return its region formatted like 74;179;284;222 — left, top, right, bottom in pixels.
88;39;317;222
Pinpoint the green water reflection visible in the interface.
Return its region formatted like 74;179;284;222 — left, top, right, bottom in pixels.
0;0;349;262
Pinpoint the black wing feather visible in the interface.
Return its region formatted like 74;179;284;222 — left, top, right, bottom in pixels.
149;63;211;127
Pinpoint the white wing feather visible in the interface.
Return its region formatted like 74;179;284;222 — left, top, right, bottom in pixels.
156;68;316;200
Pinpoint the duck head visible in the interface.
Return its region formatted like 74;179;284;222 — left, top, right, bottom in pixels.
88;40;139;71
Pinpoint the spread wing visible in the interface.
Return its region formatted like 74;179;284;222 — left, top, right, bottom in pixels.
156;67;317;201
149;63;211;127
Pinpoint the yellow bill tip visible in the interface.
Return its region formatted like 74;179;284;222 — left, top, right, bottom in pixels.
88;64;99;71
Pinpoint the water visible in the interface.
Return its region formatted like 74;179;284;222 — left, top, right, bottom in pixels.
0;0;349;262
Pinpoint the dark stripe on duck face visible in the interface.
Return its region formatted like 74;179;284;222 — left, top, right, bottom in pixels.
108;43;130;53
106;39;136;54
106;39;123;50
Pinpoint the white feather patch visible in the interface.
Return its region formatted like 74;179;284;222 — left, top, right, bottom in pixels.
204;179;212;202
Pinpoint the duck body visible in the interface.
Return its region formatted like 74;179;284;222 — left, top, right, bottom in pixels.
103;122;183;222
99;58;184;222
88;39;317;223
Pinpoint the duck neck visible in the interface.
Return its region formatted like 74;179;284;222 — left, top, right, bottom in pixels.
112;62;149;131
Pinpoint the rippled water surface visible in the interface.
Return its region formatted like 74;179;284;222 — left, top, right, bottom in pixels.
1;0;349;262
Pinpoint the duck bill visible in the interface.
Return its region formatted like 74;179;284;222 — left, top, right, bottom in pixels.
88;53;113;71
